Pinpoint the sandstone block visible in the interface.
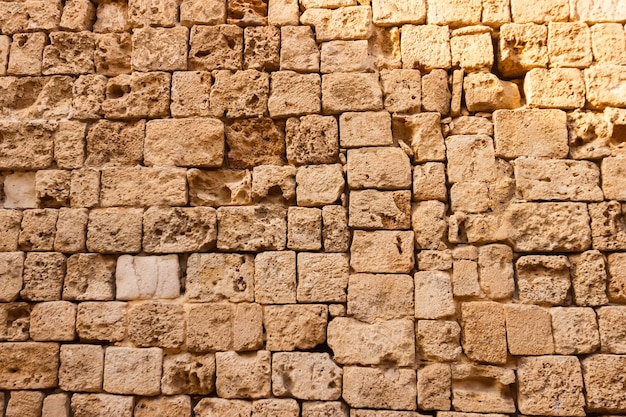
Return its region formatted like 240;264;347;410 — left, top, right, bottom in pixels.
597;306;626;353
255;251;296;304
418;250;453;271
351;230;414;273
128;0;178;27
427;0;481;26
194;398;252;417
392;114;443;163
86;208;143;254
227;0;267;25
269;71;320;117
268;0;299;25
132;27;187;71
189;25;242;71
328;317;415;366
103;72;170;119
244;26;280;72
340;111;393;148
413;163;447;201
21;252;65;301
446;135;496;183
517;356;585;416
6;391;44;417
478;244;515;299
217;206;286;251
450;259;481;296
93;1;129;32
590;202;626;250
421;69;451;114
0;303;30;341
525;68;585;109
71;394;133;417
322;205;350;252
216;351;271;399
60;0;96;31
417;320;462;361
143;207;217;253
43;31;94;75
101;167;186;207
450;182;489;214
286;115;339;165
461;301;507;364
451;364;515;413
463;72;521;112
104;347;162;396
582;354;626;413
450;27;494;71
52;207;87;248
321;40;371;73
264;304;327;351
280;26;320;72
0;121;55;170
381;69;421;113
7;32;46;76
498;23;548;77
516;255;571;305
347;147;411;190
347;274;413;322
0;252;24;302
0;35;9;75
59;344;104;392
30;301;76;341
128;301;184;348
349;190;411;230
95;33;132;76
42;393;70;417
372;0;425;25
252;399;299;417
296;164;344;206
608;252;626;301
186;253;254;303
272;352;342;400
569;250;608;306
550;307;600;354
18;208;57;251
504;304;554;355
162;352;215;395
401;25;451;70
414;271;455;319
303;402;347;417
211;70;269;118
288;207;321;250
0;77;73;120
418;363;451;411
180;0;226;26
76;302;127;342
322;73;383;113
72;75;106;120
116;255;180;300
585;65;626;108
591;23;626;65
369;26;403;70
135;396;192;417
171;71;211;117
602;157;626;200
342;366;416;410
0;342;59;389
510;0;569;22
4;172;36;209
300;6;372;41
547;22;592;68
86;120;144;168
226;118;286;169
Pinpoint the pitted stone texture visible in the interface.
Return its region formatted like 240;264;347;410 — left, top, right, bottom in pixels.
582;354;626;413
128;301;184;348
516;255;571;305
0;342;59;389
300;6;372;41
349;190;411;230
584;65;626;109
340;111;393;148
351;230;414;274
286;115;339;165
30;301;76;341
342;367;417;411
76;302;126;342
162;352;215;395
417;320;462;362
401;24;451;70
59;344;104;392
103;72;170;119
297;253;349;303
186;253;254;303
269;71;321;118
393;113;446;163
21;252;66;301
143;207;217;253
347;274;413;322
211;70;269;118
264;304;327;351
280;26;319;72
322;73;383;114
85;120;144;168
217;206;286;251
103;347;162;396
87;208;143;254
451;364;515;413
551;307;600;354
135;396;192;417
225;118;286;169
569;250;608;306
131;27;188;72
100;167;187;207
461;302;507;364
524;68;586;109
347;147;412;190
189;25;242;71
71;394;133;417
272;352;342;400
215;351;271;399
504;304;554;355
187;169;249;207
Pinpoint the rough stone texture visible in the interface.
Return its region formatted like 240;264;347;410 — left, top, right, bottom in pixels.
186;253;254;303
215;351;271;399
217;206;286;251
225;118;286;169
551;307;600;354
264;305;327;351
524;68;586;109
516;255;571;305
71;394;133;417
162;352;215;395
401;24;451;70
103;347;162;396
59;344;104;392
296;164;345;206
582;354;626;413
0;342;59;389
127;301;184;348
351;230;414;273
461;302;507;364
342;366;417;410
504;304;554;355
210;70;269;118
297;253;349;302
272;352;342;400
347;273;413;322
76;302;126;342
286;115;339;165
116;255;180;300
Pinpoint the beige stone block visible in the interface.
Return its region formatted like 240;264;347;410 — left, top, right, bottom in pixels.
243;26;280;72
598;306;626;353
351;230;414;273
504;304;554;355
380;69;421;113
4;172;36;209
461;301;507;364
0;252;23;302
591;23;626;64
421;69;451;114
226;0;267;25
42;31;94;75
6;390;44;417
524;68;585;109
162;352;215;395
322;205;349;252
226;118;285;169
569;250;608;306
255;251;296;304
510;0;569;22
100;166;187;207
217;206;286;251
401;24;451;70
0;35;9;75
60;0;95;30
86;120;144;168
76;302;126;342
516;255;571;305
287;207;321;250
72;75;106;120
264;304;327;351
369;26;403;70
186;253;254;303
328;317;415;366
143;207;217;253
372;0;425;25
0;121;55;170
300;0;356;7
321;40;371;73
450;27;494;71
411;201;447;250
347;147;411;190
215;351;270;399
571;0;626;21
250;166;295;205
269;0;299;25
450;68;462;116
30;301;76;341
493;108;568;158
450;182;489;214
446;135;496;183
608;252;626;301
498;23;548;77
21;252;65;301
295;164;344;206
0;77;73;120
418;364;451;410
322;73;382;113
194;398;252;417
52;121;85;170
551;307;600;354
103;72;170;119
301;6;372;41
349;190;410;230
477;244;514;299
0;342;59;389
582;354;626;413
272;352;342;400
104;347;162;396
417;320;461;361
135;396;192;417
211;70;269;118
71;394;133;417
189;25;242;71
517;356;585;416
35;170;70;208
463;72;521;112
286;115;338;165
86;208;143;254
548;22;592;68
414;270;455;319
95;33;132;76
128;0;178;27
171;71;211;117
180;0;226;26
42;393;70;417
116;255;179;300
18;208;57;251
269;71;320;117
602;157;626;200
426;0;481;26
339;111;392;148
590;201;626;250
0;303;30;341
482;0;511;26
451;364;515;413
450;259;481;296
280;26;319;72
252;399;299;417
343;366;416;410
131;27;187;72
413;163;447;201
585;65;626;109
128;301;184;348
59;344;104;392
303;403;347;417
417;250;453;271
347;273;413;322
392;113;445;162
351;411;426;417
7;32;46;76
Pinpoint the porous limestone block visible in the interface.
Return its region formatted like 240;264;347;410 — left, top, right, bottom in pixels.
342;366;417;410
21;252;66;301
550;307;600;354
30;301;76;341
162;352;215;395
591;23;626;64
372;0;425;25
0;35;9;75
351;411;426;417
180;0;226;26
381;69;421;113
349;190;411;230
463;72;521;112
597;306;626;353
446;135;496;183
171;71;211;117
426;0;481;26
411;201;447;250
482;0;511;26
227;0;268;25
608;252;626;302
461;301;507;364
280;26;319;72
347;147;411;190
251;166;296;204
272;352;342;400
143;207;217;253
524;68;585;109
340;111;393;148
93;1;128;32
590;202;626;250
0;252;24;302
0;342;59;389
216;351;271;399
414;271;455;319
217;206;286;251
0;121;55;170
35;170;70;208
417;320;462;362
417;250;453;271
288;207;322;250
42;393;70;417
94;33;132;76
421;69;451;114
322;73;383;113
100;167;187;207
516;255;571;305
225;118;286;169
450;27;494;71
504;304;554;355
350;230;414;273
413;163;447;201
268;0;299;25
369;26;402;70
478;244;514;299
85;120;144;168
585;65;626;108
18;208;58;251
449;182;488;214
86;208;143;254
602;157;626;200
135;396;192;417
347;274;413;322
569;250;608;306
244;26;280;72
450;259;481;296
498;23;548;77
451;364;516;413
42;31;94;75
517;356;585;417
264;304;327;351
296;164;344;207
548;22;592;68
514;157;602;201
128;301;184;348
76;302;127;342
493;108;568;158
71;394;133;417
115;255;180;300
269;71;321;117
59;344;104;392
60;0;95;30
7;32;46;76
5;390;44;417
401;24;451;70
582;354;626;413
322;206;350;252
510;0;569;23
300;6;372;41
286;115;339;165
188;169;251;207
103;72;170;119
186;253;254;303
418;363;451;411
72;74;107;120
321;40;371;73
0;77;73;120
0;302;30;341
104;347;162;396
252;399;299;417
189;25;242;71
4;172;36;209
255;251;296;304
211;70;269;118
300;0;356;7
302;402;348;417
327;317;415;366
131;27;188;71
194;398;252;417
128;0;179;27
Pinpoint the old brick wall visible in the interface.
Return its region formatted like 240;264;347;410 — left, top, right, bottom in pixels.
1;0;626;416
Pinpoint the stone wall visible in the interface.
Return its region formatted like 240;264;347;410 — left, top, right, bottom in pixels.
1;0;626;416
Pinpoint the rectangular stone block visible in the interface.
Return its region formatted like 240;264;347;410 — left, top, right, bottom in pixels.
525;68;586;109
569;250;609;306
300;6;372;41
272;352;342;401
347;147;412;190
0;121;55;170
551;307;600;354
8;32;46;76
217;206;286;251
591;23;626;65
350;230;414;273
417;320;461;362
280;26;320;72
94;33;132;76
585;65;626;108
0;76;73;120
104;347;162;396
30;300;76;341
478;244;514;300
401;24;451;70
598;306;626;353
143;207;217;253
498;23;548;78
451;364;515;413
162;352;215;395
347;273;413;322
128;301;184;348
71;394;133;417
342;366;416;410
547;22;592;68
446;135;497;183
349;190;411;230
288;207;322;250
418;363;451;411
269;71;321;117
510;0;569;22
131;26;188;71
59;344;104;392
322;205;350;252
86;208;143;254
21;252;65;301
461;301;507;364
504;304;554;355
0;342;59;389
100;167;187;207
85;120;143;168
116;254;179;300
295;164;345;206
103;72;170;119
264;304;327;351
0;302;30;341
381;69;421;113
286;115;339;166
76;302;126;342
54;207;88;253
0;252;24;302
450;27;494;71
321;40;371;73
215;351;271;399
189;25;242;71
42;31;95;75
340;111;393;148
414;271;455;319
19;208;58;251
186;253;254;303
210;70;269;118
582;354;626;413
516;255;571;305
171;71;211;117
322;73;383;113
187;169;252;207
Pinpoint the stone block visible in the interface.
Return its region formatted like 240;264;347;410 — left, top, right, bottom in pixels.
189;25;242;71
461;301;507;364
272;352;342;400
478;244;515;300
0;342;59;389
60;0;96;31
450;259;481;296
417;250;453;271
590;202;626;250
86;120;144;168
280;26;320;72
413;163;447;201
381;69;421;113
450;182;489;214
86;208;143;254
70;169;99;209
342;366;416;410
0;35;8;75
225;118;286;169
463;72;521;112
347;147;411;190
421;69;451;114
264;304;327;351
43;31;94;75
585;65;626;108
244;26;280;71
591;23;626;65
550;307;600;354
0;121;55;170
116;255;179;300
93;1;129;32
254;251;296;304
54;121;86;170
162;352;215;395
300;6;372;41
4;172;36;209
347;274;413;322
302;402;347;417
417;320;462;362
131;27;187;71
0;77;73;120
42;393;70;417
269;71;321;117
450;27;494;71
171;71;211;117
128;0;179;27
296;254;350;304
321;73;383;113
321;40;371;73
286;115;339;165
340;111;393;148
59;344;104;392
498;23;548;77
186;253;254;303
72;75;106;120
227;0;267;25
351;230;414;273
516;255;571;305
287;207;321;250
216;351;271;399
504;304;554;355
372;0;425;25
7;32;46;76
569;250;608;306
103;72;170;119
143;207;217;253
414;271;455;319
548;22;592;68
104;347;162;396
602;157;626;200
426;0;481;26
128;301;184;348
401;25;451;70
30;301;76;341
94;33;132;76
0;302;30;341
18;208;58;251
525;68;585;109
510;0;569;22
328;317;415;366
6;391;44;417
135;396;192;417
322;205;350;252
21;252;66;301
252;399;299;417
296;164;344;207
71;394;133;417
418;363;451;411
100;167;187;207
180;0;226;25
194;398;252;417
446;135;496;183
582;354;626;413
217;206;286;251
0;252;24;302
608;252;626;301
76;302;127;342
451;364;515;413
598;306;626;353
35;170;70;208
211;70;269;118
268;0;299;25
349;190;411;230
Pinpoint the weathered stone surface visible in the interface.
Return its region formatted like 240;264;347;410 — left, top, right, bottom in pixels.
194;398;251;417
608;252;626;301
286;115;339;165
131;27;188;72
401;25;450;70
43;31;95;75
171;71;211;117
216;351;271;399
280;26;319;72
393;113;446;163
450;27;494;71
76;302;126;342
381;69;421;113
18;208;57;251
0;122;55;170
30;301;76;341
347;147;411;190
225;118;286;169
322;206;350;253
349;190;410;230
418;363;451;411
504;304;554;355
464;72;521;112
478;244;515;299
582;354;626;413
340;111;393;148
342;366;416;410
498;23;548;77
86;208;143;254
217;206;286;251
569;250;608;306
296;253;348;302
296;164;344;206
516;255;571;305
597;306;626;353
128;301;184;348
351;230;414;273
135;396;192;417
551;307;600;354
264;304;327;351
0;77;73;120
591;23;626;65
85;120;144;168
417;320;462;362
413;163;447;202
272;352;342;400
71;394;133;417
95;33;132;76
301;6;372;41
162;352;215;395
100;167;187;207
524;68;585;109
143;207;217;253
585;65;626;109
186;253;254;303
451;364;515;413
243;26;280;72
446;135;496;183
0;252;24;302
5;390;44;417
251;165;296;204
414;270;455;319
104;347;162;396
0;342;59;389
211;70;269;118
461;302;507;364
547;22;592;68
269;71;321;117
72;75;106;120
0;303;30;342
322;73;382;113
42;393;70;417
59;344;104;392
510;0;569;22
180;0;226;26
115;255;180;300
103;72;170;119
321;40;371;73
4;172;36;209
347;273;413;322
21;252;66;301
255;251;296;304
7;32;46;76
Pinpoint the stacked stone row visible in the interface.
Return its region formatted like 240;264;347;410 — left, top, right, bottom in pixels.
2;0;626;417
